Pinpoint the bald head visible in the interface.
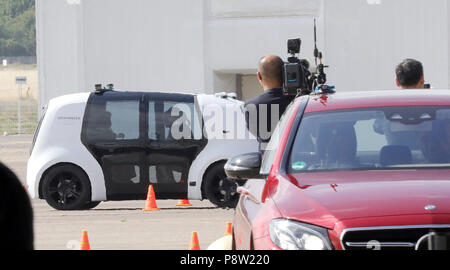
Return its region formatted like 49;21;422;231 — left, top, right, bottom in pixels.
257;54;284;89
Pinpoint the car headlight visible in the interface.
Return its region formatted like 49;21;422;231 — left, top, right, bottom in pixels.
269;219;333;250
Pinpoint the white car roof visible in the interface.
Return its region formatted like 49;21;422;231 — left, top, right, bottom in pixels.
48;92;90;108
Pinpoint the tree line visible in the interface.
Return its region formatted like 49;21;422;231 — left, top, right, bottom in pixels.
0;0;36;57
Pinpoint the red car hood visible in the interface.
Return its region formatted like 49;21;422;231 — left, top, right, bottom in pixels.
274;170;450;229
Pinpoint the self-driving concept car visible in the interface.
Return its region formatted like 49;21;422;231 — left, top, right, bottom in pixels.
27;89;258;210
227;90;450;250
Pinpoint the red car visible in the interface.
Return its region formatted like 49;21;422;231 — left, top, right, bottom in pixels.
226;90;450;250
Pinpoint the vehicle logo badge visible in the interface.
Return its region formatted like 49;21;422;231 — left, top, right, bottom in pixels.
425;205;436;211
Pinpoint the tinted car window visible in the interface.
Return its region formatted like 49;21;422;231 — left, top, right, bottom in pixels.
84;98;140;141
260;102;296;175
106;100;140;140
288;106;450;173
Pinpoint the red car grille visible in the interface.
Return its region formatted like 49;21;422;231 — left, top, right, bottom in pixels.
341;225;450;250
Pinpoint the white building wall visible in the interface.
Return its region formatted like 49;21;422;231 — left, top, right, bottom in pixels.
37;0;208;112
205;0;322;93
323;0;449;92
36;0;85;110
36;0;450;112
81;0;206;93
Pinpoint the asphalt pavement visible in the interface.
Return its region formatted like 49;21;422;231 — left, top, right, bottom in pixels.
0;134;234;250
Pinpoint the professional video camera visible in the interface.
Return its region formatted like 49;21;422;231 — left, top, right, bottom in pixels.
282;19;333;96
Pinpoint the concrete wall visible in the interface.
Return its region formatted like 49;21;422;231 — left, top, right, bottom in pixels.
323;0;449;92
36;0;84;110
36;0;323;112
36;0;450;113
37;0;206;112
205;0;321;92
81;0;206;93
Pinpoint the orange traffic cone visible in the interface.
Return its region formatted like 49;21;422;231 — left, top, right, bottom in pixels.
225;222;233;236
80;230;90;250
189;231;201;250
176;199;192;207
143;185;160;211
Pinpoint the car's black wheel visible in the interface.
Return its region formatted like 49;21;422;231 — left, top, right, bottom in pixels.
203;161;242;208
42;164;93;211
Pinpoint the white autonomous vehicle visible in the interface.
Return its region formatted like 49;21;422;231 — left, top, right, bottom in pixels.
27;88;258;210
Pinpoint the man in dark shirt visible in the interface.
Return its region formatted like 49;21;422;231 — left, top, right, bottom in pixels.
245;54;293;150
245;54;293;149
0;162;34;250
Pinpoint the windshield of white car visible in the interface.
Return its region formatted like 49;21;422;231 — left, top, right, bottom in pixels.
288;106;450;173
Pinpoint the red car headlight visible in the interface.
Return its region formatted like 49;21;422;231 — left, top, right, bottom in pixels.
269;219;333;250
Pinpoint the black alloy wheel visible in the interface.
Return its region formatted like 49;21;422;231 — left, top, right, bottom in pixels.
42;165;94;210
203;162;242;208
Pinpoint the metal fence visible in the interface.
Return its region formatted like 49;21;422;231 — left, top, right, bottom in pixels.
0;100;38;135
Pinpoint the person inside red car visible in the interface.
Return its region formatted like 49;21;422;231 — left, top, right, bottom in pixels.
418;119;450;164
419;132;445;163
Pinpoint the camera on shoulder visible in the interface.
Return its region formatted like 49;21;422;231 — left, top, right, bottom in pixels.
282;19;333;97
283;38;312;96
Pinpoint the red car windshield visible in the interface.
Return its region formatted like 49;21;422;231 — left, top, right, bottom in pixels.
288;106;450;173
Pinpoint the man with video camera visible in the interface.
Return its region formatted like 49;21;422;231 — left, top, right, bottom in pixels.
244;54;294;150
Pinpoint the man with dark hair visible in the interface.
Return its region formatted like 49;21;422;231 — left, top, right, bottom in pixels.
373;59;427;147
244;54;293;148
0;162;34;250
395;59;425;89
